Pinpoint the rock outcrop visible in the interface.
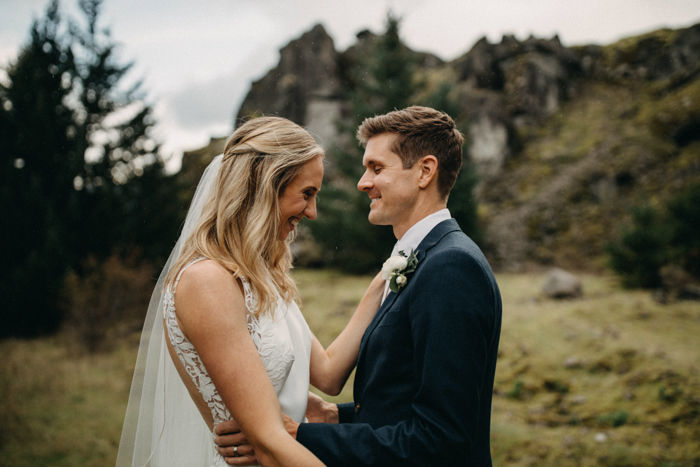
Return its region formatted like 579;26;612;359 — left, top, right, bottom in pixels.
230;26;586;181
236;24;344;153
448;34;583;178
581;23;700;81
181;21;700;271
481;23;700;270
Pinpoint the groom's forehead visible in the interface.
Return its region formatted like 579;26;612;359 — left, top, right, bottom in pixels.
362;153;401;168
362;136;402;166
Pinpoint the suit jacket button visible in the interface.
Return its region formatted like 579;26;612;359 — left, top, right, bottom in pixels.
354;403;361;413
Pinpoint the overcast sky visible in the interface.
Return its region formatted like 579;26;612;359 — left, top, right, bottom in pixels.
2;0;700;170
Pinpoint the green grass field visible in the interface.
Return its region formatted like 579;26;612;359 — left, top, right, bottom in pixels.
1;270;698;466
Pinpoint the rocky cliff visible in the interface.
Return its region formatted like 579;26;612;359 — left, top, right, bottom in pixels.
183;22;700;271
236;24;344;152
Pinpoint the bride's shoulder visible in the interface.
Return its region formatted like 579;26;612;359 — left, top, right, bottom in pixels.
184;258;229;276
174;259;249;337
176;259;242;298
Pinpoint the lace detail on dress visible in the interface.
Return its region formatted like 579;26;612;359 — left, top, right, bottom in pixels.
241;279;296;394
163;258;296;427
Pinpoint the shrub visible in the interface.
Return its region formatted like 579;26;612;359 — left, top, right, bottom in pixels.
606;205;670;288
506;380;525;399
607;184;700;288
60;254;155;353
658;385;683;403
597;410;629;427
666;184;700;277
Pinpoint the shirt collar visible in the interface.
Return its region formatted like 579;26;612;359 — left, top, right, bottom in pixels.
391;208;452;258
382;209;451;303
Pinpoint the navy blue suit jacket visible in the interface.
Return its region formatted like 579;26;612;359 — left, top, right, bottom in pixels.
297;219;502;466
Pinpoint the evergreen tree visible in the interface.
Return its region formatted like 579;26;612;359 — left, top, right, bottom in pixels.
667;184;700;278
421;82;483;246
606;185;700;289
0;0;183;337
606;206;670;288
0;0;78;336
65;0;183;265
309;13;419;272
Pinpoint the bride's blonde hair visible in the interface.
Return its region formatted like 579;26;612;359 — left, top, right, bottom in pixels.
165;116;324;316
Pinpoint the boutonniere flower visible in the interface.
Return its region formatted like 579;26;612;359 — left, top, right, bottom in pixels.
381;249;419;293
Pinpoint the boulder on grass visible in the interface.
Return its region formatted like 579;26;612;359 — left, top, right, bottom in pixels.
542;268;582;299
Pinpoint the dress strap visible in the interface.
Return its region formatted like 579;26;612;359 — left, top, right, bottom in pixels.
239;276;257;316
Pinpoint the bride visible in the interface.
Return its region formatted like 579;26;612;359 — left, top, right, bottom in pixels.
116;117;384;466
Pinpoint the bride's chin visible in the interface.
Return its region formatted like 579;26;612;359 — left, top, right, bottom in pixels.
278;230;291;241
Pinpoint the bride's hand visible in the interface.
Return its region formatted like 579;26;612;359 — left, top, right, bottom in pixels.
214;420;257;466
364;271;385;308
370;271;385;294
306;391;339;424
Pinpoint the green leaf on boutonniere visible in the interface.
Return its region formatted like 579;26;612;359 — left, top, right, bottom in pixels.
389;273;403;293
388;249;419;293
400;249;419;274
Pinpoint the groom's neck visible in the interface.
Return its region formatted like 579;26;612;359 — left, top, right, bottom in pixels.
392;200;447;240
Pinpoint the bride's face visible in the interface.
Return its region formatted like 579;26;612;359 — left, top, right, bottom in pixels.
277;156;324;241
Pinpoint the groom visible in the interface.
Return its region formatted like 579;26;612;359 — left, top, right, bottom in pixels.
219;106;502;466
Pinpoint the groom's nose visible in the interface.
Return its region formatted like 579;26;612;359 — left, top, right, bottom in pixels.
357;170;372;192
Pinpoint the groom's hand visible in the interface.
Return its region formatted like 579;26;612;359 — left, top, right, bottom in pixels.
306;391;339;424
214;420;256;466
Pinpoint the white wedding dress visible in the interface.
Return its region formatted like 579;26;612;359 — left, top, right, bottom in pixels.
162;257;312;467
116;155;312;467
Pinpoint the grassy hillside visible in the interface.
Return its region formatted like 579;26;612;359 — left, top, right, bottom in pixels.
490;273;699;466
481;28;700;271
1;270;698;466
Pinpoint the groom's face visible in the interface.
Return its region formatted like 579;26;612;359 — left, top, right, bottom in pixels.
358;133;421;232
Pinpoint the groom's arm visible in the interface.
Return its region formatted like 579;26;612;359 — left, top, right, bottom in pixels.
296;247;499;466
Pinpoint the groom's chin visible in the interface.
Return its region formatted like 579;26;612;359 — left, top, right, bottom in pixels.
367;213;387;226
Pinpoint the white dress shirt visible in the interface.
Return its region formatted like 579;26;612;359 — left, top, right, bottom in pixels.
382;209;452;301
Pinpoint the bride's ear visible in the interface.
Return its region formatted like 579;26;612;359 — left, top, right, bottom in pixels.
417;155;438;189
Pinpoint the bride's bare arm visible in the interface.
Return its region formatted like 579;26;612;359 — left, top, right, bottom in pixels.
309;272;384;395
175;260;324;467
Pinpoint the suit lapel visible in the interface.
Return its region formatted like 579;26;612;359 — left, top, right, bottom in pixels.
356;219;462;364
358;287;399;353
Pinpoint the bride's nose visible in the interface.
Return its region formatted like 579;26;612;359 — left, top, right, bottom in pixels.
304;197;317;220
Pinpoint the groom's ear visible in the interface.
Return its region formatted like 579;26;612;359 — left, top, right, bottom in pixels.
417;155;438;189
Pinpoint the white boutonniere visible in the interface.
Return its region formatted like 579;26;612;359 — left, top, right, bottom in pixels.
381;249;419;293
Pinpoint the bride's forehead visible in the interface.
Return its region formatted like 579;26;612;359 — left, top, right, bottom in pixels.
292;158;323;184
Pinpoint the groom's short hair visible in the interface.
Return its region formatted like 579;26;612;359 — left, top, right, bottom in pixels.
357;106;464;200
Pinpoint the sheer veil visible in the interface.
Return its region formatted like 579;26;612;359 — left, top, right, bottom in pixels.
116;155;224;466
